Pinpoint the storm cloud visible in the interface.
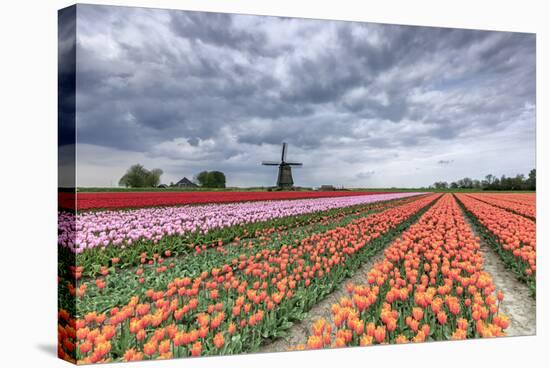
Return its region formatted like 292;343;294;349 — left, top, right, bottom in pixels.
72;4;536;188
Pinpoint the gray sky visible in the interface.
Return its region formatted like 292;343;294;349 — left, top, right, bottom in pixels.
72;4;536;188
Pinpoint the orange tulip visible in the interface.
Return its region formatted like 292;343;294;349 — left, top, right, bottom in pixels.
213;333;225;349
451;329;467;340
190;341;202;357
412;307;424;321
228;322;236;335
457;318;469;331
143;340;157;357
79;340;92;355
374;326;386;344
360;334;373;346
122;348;144;362
307;335;323;349
395;335;408;344
312;319;327;336
158;339;171;354
101;325;116;340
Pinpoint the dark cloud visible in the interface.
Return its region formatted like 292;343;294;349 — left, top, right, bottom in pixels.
73;4;536;187
169;11;280;58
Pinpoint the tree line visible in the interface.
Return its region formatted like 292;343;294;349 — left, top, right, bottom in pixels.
432;169;535;191
119;164;226;188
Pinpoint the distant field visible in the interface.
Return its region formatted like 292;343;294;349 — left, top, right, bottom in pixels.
351;188;536;193
77;187;536;194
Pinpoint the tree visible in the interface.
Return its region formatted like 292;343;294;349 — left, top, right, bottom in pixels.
500;175;510;190
450;182;458;189
433;181;448;189
511;174;525;190
145;168;163;187
195;171;211;187
119;164;163;188
195;170;226;188
456;177;473;189
526;169;536;190
119;164;148;188
482;174;495;190
209;171;226;188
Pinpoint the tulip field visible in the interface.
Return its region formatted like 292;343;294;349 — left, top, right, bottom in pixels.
57;191;536;364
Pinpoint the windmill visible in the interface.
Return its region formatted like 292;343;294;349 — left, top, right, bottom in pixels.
262;142;303;189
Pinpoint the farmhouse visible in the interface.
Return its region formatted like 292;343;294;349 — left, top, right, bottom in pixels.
175;177;198;188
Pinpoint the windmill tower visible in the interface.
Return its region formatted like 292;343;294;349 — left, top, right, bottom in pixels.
262;142;303;189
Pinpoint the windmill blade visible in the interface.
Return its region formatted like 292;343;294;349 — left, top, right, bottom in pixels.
281;142;287;162
262;161;280;166
286;162;303;166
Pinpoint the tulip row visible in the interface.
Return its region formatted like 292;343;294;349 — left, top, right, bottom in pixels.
299;194;508;351
60;193;421;278
59;194;439;363
455;194;536;296
464;193;535;221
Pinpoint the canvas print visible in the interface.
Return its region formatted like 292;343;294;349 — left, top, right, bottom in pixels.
58;4;536;364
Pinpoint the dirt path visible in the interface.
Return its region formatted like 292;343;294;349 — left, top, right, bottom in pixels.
260;247;388;353
461;209;536;337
